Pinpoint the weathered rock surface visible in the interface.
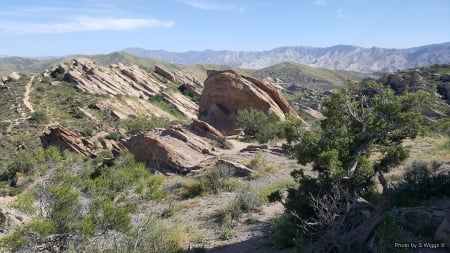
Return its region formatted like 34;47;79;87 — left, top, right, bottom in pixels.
1;72;21;83
52;58;164;98
189;118;224;141
96;97;175;120
40;125;125;158
216;159;253;177
199;70;299;131
123;126;217;174
48;58;199;119
161;92;198;119
154;65;176;82
40;125;97;158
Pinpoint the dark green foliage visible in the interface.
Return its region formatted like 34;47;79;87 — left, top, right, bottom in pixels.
105;131;122;141
271;213;301;249
123;116;173;135
29;111;48;124
281;80;426;247
391;161;450;207
0;151;165;252
235;108;291;143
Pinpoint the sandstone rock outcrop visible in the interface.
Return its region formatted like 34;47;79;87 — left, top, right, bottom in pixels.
198;70;299;131
123;126;217;174
40;125;97;158
48;58;199;119
40;125;125;158
52;58;164;98
189;118;224;141
216;159;253;177
7;72;21;82
1;72;21;83
155;65;176;82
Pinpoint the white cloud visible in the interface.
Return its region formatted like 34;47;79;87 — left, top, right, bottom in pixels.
0;16;174;34
313;0;327;6
336;8;344;19
176;0;243;12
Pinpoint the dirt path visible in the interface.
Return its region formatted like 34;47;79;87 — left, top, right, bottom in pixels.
23;75;35;115
1;76;35;134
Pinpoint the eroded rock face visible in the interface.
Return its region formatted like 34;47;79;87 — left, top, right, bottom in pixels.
40;125;97;158
48;58;200;119
40;125;125;158
189;118;224;141
123;126;217;174
198;70;298;131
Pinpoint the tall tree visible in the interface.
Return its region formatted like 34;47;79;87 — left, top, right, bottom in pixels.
283;80;427;252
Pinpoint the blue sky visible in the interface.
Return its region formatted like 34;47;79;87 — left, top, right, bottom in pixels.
1;0;449;57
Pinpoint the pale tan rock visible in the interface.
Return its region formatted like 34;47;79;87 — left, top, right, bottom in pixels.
199;70;299;131
7;72;20;81
190;118;224;141
123;126;217;173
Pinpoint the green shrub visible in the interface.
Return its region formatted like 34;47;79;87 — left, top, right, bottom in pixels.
210;139;233;149
392;160;450;207
105;132;122;141
29;111;48;124
235;109;282;143
9;191;35;214
258;178;296;204
123;116;172;135
139;219;189;253
181;166;242;198
377;212;404;253
80;128;94;137
218;185;262;240
271;213;301;249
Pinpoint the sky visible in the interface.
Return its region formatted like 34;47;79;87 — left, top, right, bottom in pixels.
1;0;449;57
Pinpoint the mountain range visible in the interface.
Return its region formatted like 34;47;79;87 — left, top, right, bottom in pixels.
122;42;450;72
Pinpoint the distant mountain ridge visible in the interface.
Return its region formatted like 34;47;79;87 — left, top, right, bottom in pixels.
122;42;450;72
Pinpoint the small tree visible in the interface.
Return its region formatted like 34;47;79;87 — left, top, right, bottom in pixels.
283;80;427;251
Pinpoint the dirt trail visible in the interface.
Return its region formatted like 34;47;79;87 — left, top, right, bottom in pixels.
1;76;35;134
23;75;35;115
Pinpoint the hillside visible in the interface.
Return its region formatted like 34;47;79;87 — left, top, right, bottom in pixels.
0;58;450;253
122;42;450;72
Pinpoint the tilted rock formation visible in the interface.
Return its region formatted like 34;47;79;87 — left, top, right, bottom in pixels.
155;65;203;98
40;125;125;158
161;92;198;119
189;118;224;141
198;70;299;131
40;125;97;158
49;58;199;119
123;126;217;174
96;98;175;120
53;58;164;98
154;65;176;82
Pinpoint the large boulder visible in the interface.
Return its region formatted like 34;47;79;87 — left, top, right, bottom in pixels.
123;126;217;174
198;70;298;131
